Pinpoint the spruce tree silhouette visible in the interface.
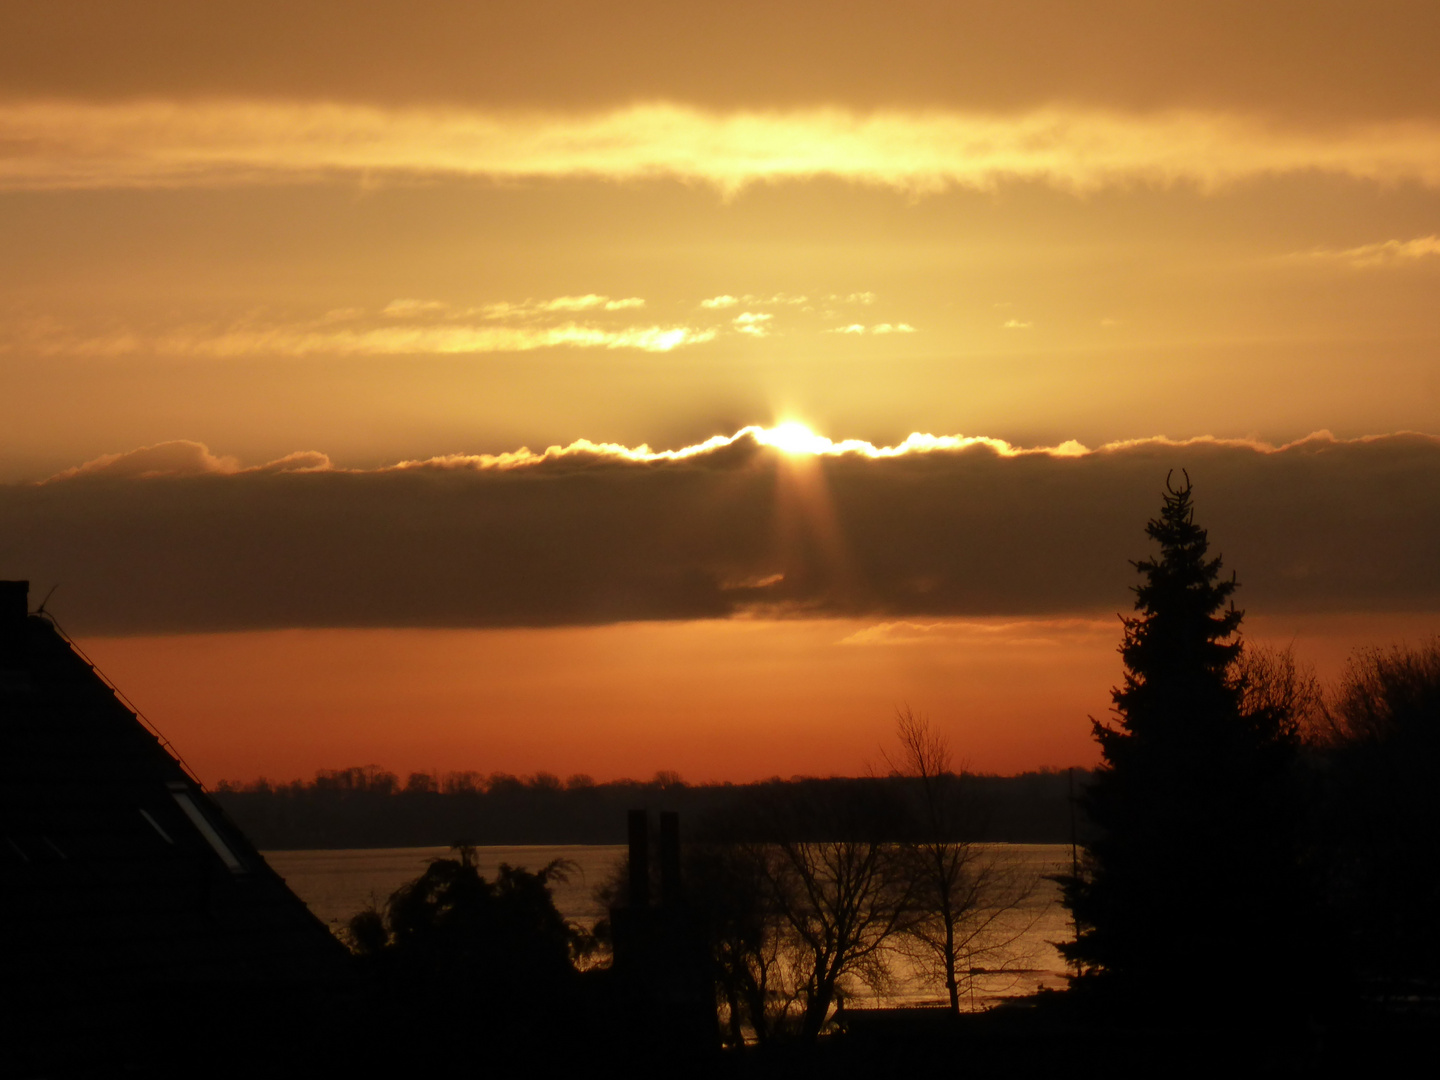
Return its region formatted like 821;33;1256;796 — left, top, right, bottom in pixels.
1062;474;1309;1016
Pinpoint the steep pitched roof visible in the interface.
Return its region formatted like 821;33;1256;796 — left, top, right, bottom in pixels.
0;581;347;1000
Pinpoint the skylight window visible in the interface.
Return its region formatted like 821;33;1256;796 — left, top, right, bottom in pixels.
139;808;174;844
167;782;245;873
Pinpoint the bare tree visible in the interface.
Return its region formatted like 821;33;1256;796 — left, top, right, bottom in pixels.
763;813;914;1039
887;707;1039;1013
1233;642;1324;744
601;793;908;1046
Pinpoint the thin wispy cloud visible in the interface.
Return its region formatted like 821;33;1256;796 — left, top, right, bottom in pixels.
13;319;715;358
1295;235;1440;269
839;618;1115;648
702;293;811;310
384;295;646;319
536;294;646;312
1;292;718;358
733;312;772;337
6;101;1440;194
381;299;449;318
3;287;916;357
826;323;914;335
50;441;332;481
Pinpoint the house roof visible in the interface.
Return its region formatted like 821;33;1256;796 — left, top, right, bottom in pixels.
0;581;348;999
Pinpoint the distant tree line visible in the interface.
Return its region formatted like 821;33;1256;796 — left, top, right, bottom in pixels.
213;767;1088;850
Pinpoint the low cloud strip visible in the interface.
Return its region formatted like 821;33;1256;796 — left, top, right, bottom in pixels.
4;101;1440;194
4;429;1439;635
8;319;714;359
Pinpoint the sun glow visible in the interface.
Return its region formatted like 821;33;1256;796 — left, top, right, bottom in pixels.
756;422;830;456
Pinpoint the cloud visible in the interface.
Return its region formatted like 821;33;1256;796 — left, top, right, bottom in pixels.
5;293;919;359
702;293;809;310
733;312;772;337
1003;319;1033;329
838;618;1115;648
1297;235;1440;269
50;441;243;481
48;442;332;481
5;101;1440;195
4;3;1436;127
7;428;1440;634
384;295;648;319
826;323;913;335
382;298;449;318
535;294;648;312
14;319;716;358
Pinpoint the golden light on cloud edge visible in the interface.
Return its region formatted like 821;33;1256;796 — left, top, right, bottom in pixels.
5;101;1440;193
15;426;1440;637
756;422;829;457
47;424;1387;484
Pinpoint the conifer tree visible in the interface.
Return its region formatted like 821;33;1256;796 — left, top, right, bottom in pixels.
1062;474;1305;1010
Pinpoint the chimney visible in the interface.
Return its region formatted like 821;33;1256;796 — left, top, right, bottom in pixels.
627;809;650;909
659;811;682;906
1;580;28;623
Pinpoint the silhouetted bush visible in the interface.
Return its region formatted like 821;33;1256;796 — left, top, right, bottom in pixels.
347;845;594;1005
1321;640;1440;998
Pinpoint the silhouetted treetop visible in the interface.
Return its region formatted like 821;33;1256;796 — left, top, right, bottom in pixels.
1063;474;1318;1014
1112;471;1243;744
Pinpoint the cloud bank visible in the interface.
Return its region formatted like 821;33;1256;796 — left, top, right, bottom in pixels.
5;428;1440;635
4;101;1440;195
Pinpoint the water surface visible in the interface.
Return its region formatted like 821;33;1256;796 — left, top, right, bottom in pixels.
261;843;1073;1008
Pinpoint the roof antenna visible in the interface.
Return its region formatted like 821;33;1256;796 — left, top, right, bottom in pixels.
35;583;59;615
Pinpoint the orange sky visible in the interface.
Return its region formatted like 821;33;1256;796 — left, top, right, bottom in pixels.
3;2;1439;782
73;613;1440;788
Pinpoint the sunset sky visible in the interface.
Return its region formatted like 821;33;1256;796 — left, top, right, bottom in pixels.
3;2;1439;784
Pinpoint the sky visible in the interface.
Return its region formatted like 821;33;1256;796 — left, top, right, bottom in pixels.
3;2;1439;784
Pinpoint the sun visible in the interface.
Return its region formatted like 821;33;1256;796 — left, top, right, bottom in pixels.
758;421;831;456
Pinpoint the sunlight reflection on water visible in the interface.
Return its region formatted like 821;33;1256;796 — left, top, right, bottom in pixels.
262;843;1072;1009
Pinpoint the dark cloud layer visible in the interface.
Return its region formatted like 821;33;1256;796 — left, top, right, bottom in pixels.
3;2;1437;123
3;432;1438;635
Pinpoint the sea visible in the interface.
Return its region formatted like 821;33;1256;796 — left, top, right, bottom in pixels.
261;842;1075;1009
